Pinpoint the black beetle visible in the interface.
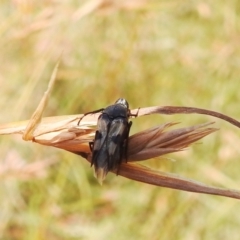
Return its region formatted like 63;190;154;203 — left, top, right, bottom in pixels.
78;98;137;183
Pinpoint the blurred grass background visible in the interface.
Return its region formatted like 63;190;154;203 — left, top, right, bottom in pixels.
1;0;240;239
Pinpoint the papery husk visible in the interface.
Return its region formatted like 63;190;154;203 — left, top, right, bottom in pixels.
127;122;217;161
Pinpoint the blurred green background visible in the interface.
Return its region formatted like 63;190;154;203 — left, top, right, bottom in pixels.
1;0;240;239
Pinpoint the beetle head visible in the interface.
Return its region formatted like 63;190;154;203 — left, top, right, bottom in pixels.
115;98;129;109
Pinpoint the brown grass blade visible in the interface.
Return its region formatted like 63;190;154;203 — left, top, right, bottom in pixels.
131;106;240;128
117;163;240;200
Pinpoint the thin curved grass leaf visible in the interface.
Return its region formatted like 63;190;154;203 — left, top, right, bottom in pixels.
117;163;240;200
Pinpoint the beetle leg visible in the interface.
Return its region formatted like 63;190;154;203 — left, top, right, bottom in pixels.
89;141;94;166
124;121;132;163
77;108;105;125
90;130;101;167
130;107;140;118
115;121;132;176
89;141;94;152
